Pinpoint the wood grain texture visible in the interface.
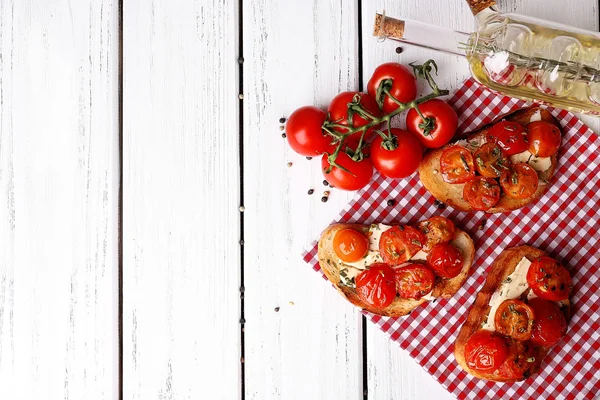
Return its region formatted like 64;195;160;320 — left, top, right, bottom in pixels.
242;1;363;399
361;1;599;399
122;1;240;399
0;0;119;399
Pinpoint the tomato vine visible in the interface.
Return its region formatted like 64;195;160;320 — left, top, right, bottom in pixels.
321;59;450;175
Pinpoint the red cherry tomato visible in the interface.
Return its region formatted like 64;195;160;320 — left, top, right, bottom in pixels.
286;106;332;156
406;99;458;148
487;121;529;156
463;176;501;211
526;257;572;301
528;297;568;347
494;299;535;341
371;128;422;179
496;339;536;381
379;226;425;266
464;330;508;373
321;152;373;191
526;121;562;157
328;92;382;144
426;243;463;278
395;264;436;300
355;263;397;309
473;142;510;178
499;163;539;200
333;229;369;263
367;62;417;114
440;146;476;184
417;216;455;251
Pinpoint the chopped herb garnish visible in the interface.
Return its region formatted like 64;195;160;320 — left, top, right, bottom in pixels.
460;155;471;172
511;171;519;185
503;277;513;284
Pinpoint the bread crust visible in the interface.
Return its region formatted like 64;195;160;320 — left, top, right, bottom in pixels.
454;246;571;382
418;107;559;213
317;222;475;317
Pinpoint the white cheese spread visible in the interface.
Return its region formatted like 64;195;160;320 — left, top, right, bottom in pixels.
510;150;552;172
456;136;488;152
482;257;532;331
529;110;542;122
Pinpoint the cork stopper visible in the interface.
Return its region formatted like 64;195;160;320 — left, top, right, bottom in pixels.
373;13;405;40
466;0;497;15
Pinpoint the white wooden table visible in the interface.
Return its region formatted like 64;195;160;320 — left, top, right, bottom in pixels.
0;1;598;399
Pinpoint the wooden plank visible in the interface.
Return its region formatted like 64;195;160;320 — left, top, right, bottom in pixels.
122;1;240;399
361;1;599;399
242;1;363;399
0;0;119;398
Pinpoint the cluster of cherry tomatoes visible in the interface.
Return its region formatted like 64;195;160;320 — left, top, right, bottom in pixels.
285;61;458;191
440;119;561;210
465;256;571;380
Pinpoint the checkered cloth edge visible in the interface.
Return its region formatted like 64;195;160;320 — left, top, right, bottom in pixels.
302;78;600;400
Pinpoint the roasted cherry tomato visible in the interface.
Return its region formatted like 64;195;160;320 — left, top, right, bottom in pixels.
494;299;535;341
286;106;331;156
405;99;458;149
440;146;476;184
526;121;561;157
379;225;425;266
497;339;536;381
499;163;539;200
333;229;369;263
395;264;436;300
417;216;455;251
426;243;463;278
321;152;373;191
487;121;528;156
328;92;382;144
355;263;397;309
528;297;568;347
463;176;501;211
526;257;572;301
473;142;510;178
371;128;422;179
465;330;508;373
367;62;417;114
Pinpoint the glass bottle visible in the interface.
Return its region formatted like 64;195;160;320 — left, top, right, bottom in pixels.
373;0;600;115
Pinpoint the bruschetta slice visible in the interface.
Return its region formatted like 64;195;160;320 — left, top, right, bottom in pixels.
454;246;571;382
317;216;475;317
419;107;560;213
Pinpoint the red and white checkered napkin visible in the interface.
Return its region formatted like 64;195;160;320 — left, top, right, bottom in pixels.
303;79;600;400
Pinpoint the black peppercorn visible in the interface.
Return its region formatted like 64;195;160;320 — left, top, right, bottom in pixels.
395;47;403;54
274;307;280;312
321;196;328;203
279;117;286;123
323;180;329;186
387;199;395;206
306;156;312;160
308;189;314;195
281;133;286;138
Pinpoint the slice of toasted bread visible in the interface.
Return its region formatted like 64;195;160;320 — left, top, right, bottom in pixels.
317;223;475;317
419;107;559;213
454;246;571;382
